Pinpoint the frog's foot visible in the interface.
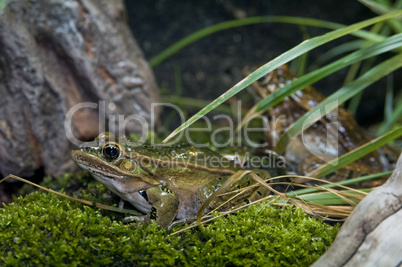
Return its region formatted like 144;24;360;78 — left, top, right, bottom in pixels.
124;215;199;230
119;199;125;211
123;215;146;224
167;215;213;230
167;217;196;229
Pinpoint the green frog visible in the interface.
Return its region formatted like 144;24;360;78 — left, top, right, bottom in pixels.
71;132;270;228
244;65;397;184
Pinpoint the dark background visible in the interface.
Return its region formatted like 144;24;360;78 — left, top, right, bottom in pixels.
124;0;397;126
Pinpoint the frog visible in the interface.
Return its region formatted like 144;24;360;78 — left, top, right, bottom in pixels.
71;132;270;228
244;64;397;184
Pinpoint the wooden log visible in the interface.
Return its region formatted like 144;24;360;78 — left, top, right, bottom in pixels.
312;152;402;266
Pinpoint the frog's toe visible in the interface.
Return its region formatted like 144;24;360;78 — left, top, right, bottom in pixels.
123;215;146;224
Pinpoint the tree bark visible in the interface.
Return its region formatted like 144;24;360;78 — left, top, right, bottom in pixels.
0;0;159;177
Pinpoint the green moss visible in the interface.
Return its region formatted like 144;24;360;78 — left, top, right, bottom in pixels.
0;177;339;266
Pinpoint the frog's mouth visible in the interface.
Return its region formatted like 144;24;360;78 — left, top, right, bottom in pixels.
71;149;125;179
71;149;153;214
71;149;160;187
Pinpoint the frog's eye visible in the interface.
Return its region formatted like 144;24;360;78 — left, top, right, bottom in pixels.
101;142;122;162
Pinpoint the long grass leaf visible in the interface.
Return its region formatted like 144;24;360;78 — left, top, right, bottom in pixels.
255;33;402;115
238;33;402;131
297;189;369;205
312;39;366;68
359;0;402;33
275;52;402;153
160;95;234;114
150;16;387;67
377;91;402;136
286;171;392;196
162;11;402;143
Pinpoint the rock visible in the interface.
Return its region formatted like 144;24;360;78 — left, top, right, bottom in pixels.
0;0;159;177
312;152;402;267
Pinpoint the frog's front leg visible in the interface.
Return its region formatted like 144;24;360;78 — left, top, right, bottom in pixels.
125;186;179;228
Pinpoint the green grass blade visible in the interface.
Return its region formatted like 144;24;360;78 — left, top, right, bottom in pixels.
162;11;402;143
253;33;402;115
376;74;402;136
275;52;402;153
359;0;402;33
384;73;394;121
286;171;393;196
307;126;402;178
149;15;388;67
312;39;366;68
296;189;370;205
359;0;395;14
161;95;234;114
0;0;6;10
376;99;402;135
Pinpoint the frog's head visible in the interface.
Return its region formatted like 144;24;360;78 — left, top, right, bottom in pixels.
71;132;159;188
72;132;123;163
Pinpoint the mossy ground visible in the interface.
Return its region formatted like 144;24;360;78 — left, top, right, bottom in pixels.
0;173;339;266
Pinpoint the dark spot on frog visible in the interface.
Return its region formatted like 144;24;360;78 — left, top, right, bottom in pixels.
162;186;173;194
149;207;157;220
244;199;250;204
